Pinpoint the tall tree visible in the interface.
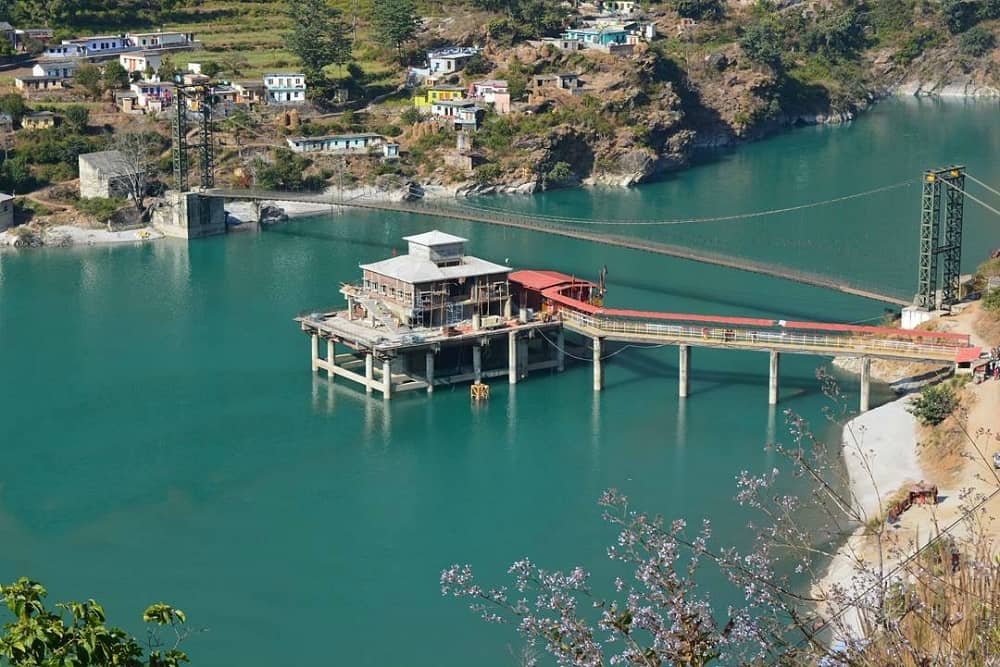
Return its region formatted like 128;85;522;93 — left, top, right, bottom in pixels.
74;63;103;99
103;61;130;89
371;0;422;59
110;128;161;215
285;0;352;82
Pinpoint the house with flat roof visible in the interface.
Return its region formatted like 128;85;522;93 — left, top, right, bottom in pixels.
233;81;266;106
130;80;174;112
32;60;77;79
13;28;54;52
427;46;480;74
120;51;163;75
413;84;465;108
469;79;511;114
286;133;385;154
15;76;65;92
0;193;13;231
351;230;511;329
264;73;306;103
126;31;195;49
21;111;58;130
64;35;130;56
43;42;86;58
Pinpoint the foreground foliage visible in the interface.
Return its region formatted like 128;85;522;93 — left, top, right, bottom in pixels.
0;578;190;667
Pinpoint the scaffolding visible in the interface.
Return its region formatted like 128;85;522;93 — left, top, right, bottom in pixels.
916;166;965;309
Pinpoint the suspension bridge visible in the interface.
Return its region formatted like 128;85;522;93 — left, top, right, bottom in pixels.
206;186;914;306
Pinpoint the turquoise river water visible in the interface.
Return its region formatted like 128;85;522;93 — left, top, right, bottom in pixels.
1;98;999;665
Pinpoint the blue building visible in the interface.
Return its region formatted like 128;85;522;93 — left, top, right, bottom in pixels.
561;25;628;47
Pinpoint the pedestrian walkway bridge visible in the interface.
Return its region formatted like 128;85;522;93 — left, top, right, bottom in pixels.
205;188;911;307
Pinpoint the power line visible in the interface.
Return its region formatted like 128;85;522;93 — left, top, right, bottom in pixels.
938;176;1000;219
446;180;915;227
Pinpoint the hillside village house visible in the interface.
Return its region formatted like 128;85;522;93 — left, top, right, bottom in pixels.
21;111;58;130
126;31;195;49
120;51;163;74
469;80;511;114
427;46;480;73
15;75;63;92
532;73;583;94
430;100;485;131
61;35;129;56
0;113;13;133
32;60;77;79
0;22;13;45
43;42;86;58
0;193;13;231
13;28;53;52
597;0;638;15
286;133;385;154
233;81;265;106
264;73;306;103
130;80;174;112
414;84;465;108
562;24;629;48
79;151;132;199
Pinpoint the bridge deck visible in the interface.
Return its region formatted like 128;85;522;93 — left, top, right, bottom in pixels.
561;311;962;363
206;188;911;306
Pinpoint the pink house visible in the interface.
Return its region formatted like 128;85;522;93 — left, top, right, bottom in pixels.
469;79;511;114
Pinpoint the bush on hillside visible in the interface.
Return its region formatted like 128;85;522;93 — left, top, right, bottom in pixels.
959;25;996;56
907;383;958;426
983;287;1000;313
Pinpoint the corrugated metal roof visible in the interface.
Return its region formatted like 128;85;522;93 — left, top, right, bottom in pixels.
509;269;581;291
956;346;983;363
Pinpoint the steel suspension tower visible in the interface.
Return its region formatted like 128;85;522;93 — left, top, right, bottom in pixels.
171;80;216;191
916;166;965;310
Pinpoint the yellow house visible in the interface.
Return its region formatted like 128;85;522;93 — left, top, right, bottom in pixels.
413;84;466;108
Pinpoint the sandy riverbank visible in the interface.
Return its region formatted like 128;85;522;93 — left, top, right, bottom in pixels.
814;303;1000;640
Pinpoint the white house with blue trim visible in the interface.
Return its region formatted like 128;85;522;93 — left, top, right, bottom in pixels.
286;133;385;154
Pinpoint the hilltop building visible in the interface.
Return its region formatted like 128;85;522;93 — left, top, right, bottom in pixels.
125;31;196;49
427;46;481;74
286;133;385;154
413;84;465;108
32;60;77;79
21;111;58;130
79;151;133;199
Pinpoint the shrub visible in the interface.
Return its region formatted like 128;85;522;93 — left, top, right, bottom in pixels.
473;163;502;184
894;28;942;64
983;287;1000;313
942;0;977;34
75;196;127;222
673;0;723;21
959;25;996;56
546;161;573;184
907;383;958;426
463;53;492;76
400;107;421;125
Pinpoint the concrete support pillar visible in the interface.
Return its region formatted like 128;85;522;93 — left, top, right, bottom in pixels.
326;339;335;380
679;344;690;398
346;297;354;320
382;358;392;400
519;307;528;324
768;350;780;406
472;313;481;331
504;297;512;320
365;353;374;395
473;345;483;383
310;334;319;372
556;328;565;372
425;350;435;394
593;337;603;391
860;356;871;413
508;331;518;385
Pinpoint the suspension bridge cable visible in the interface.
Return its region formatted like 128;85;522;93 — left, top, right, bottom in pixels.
965;173;1000;201
938;177;1000;219
442;180;916;227
535;327;670;361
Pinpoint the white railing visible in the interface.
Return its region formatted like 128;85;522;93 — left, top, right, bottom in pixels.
560;310;961;361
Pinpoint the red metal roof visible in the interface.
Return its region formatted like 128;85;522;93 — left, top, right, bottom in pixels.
509;270;594;291
955;346;983;363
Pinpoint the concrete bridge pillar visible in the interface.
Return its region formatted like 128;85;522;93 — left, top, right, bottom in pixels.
326;339;335;380
679;344;690;398
593;337;603;391
768;350;780;405
310;334;319;373
383;358;392;400
860;356;871;413
473;345;483;384
425;351;435;394
556;329;565;372
365;353;374;395
508;331;518;385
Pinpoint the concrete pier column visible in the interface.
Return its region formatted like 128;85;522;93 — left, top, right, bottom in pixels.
860;356;871;413
593;337;603;391
382;358;392;400
472;313;481;331
508;331;518;385
346;297;354;320
473;345;483;383
503;297;512;320
768;350;780;405
310;334;319;372
326;339;335;380
365;353;374;395
425;350;435;394
679;344;690;398
556;328;565;372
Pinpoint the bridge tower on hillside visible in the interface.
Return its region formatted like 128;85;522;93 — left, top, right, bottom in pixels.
916;166;965;310
171;80;217;191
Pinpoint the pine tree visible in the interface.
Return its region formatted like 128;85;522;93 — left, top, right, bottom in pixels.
371;0;422;59
286;0;353;82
